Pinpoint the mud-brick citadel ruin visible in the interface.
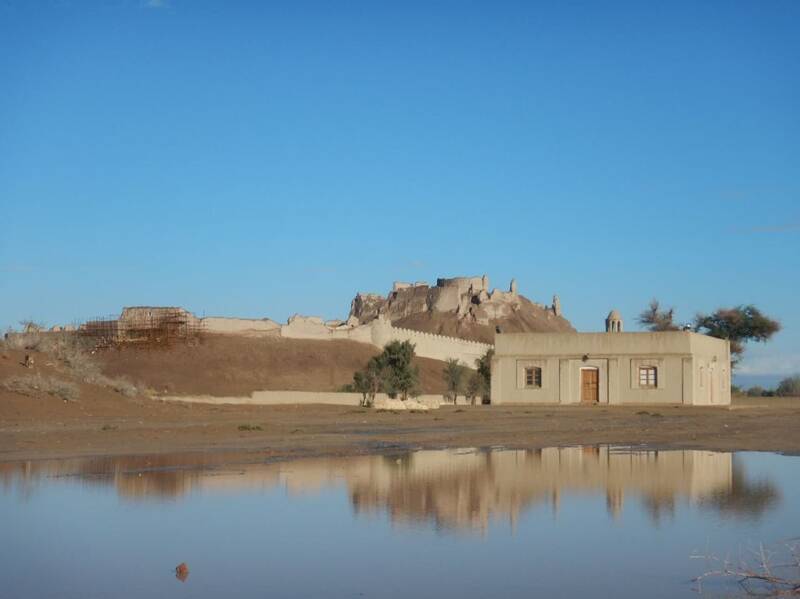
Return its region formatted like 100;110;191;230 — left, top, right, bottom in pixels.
60;273;731;406
77;275;564;368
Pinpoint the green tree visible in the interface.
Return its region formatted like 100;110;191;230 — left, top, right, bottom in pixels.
442;358;465;404
475;348;494;404
694;305;781;365
352;356;385;407
381;340;419;401
637;299;680;331
746;385;766;397
465;372;481;406
776;375;800;397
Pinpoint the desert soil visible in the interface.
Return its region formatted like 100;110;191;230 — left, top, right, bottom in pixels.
95;334;452;396
1;344;799;463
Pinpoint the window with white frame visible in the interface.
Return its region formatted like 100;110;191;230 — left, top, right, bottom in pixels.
639;366;657;389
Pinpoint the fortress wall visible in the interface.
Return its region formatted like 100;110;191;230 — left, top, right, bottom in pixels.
201;317;281;336
279;317;492;366
280;317;374;344
370;319;491;367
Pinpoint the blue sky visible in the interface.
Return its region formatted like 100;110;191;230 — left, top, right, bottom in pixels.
1;1;798;379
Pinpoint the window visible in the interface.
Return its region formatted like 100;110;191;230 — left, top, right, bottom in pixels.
639;366;657;389
524;367;542;388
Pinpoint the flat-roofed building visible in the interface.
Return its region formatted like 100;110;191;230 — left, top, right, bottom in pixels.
491;311;731;406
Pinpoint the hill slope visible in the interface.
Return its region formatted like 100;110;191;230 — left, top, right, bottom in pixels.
97;334;452;396
349;276;574;344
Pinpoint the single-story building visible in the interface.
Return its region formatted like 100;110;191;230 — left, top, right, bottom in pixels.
491;311;731;406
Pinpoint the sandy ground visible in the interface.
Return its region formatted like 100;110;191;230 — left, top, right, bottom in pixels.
2;391;799;462
2;346;799;463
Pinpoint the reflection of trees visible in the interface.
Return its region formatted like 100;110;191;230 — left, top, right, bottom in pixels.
698;459;780;520
642;494;676;525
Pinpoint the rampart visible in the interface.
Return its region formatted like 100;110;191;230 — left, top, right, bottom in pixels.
280;315;492;367
68;306;494;366
368;320;492;367
201;317;280;336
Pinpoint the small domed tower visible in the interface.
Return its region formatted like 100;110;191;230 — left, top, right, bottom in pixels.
606;310;623;332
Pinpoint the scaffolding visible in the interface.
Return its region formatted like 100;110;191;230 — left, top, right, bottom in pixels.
79;308;204;347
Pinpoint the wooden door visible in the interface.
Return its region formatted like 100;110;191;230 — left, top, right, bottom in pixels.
581;369;599;403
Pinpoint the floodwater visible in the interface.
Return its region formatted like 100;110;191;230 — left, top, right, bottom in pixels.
1;447;798;598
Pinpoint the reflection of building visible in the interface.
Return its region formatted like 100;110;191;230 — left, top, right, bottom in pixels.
345;448;734;531
492;315;732;405
1;447;744;531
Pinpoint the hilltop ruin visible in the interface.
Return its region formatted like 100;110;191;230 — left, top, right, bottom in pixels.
28;274;572;365
349;275;573;344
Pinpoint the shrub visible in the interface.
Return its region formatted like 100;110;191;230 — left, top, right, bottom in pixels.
237;424;263;431
7;332;139;397
442;358;465;404
776;375;800;397
351;342;419;405
94;374;139;397
2;374;80;402
475;348;494;403
746;386;766;397
465;372;481;406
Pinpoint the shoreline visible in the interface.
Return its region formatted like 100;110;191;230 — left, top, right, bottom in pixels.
2;400;799;464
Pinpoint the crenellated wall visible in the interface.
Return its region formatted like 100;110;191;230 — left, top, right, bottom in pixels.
368;319;492;367
279;315;492;367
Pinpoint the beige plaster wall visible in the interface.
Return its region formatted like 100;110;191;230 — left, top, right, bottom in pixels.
159;391;446;407
491;331;730;406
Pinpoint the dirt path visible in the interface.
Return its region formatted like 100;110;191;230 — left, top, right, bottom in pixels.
2;396;799;463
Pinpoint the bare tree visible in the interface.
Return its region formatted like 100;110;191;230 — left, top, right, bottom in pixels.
637;299;679;331
692;541;800;596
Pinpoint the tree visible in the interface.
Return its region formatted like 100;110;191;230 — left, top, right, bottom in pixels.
465;372;481;406
746;385;766;397
475;348;494;404
776;375;800;398
442;358;465;404
352;356;385;407
637;299;679;331
694;305;781;365
381;340;419;401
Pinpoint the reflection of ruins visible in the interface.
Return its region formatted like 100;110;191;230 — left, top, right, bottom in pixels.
0;447;779;531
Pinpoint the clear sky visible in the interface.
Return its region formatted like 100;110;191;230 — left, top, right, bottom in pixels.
1;1;798;380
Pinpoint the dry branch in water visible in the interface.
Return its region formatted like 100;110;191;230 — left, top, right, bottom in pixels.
692;541;800;596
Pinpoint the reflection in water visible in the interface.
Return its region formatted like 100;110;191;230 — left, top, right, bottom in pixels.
0;447;780;531
697;461;780;520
